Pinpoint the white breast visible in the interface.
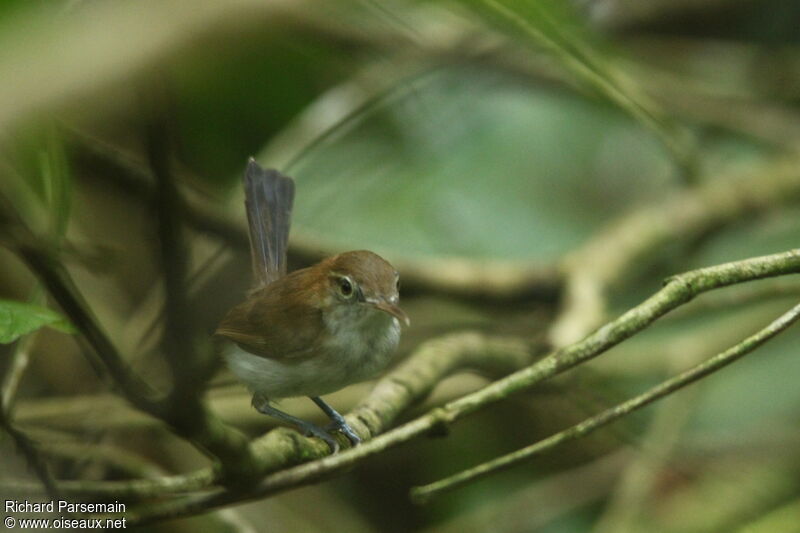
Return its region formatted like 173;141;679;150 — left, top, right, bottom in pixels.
224;306;400;399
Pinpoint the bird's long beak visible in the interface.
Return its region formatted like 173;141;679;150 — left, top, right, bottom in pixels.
369;300;410;326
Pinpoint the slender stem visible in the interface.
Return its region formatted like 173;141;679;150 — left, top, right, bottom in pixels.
2;331;35;415
143;109;205;401
67;127;250;250
0;188;259;481
479;0;693;172
14;241;163;414
410;302;800;502
550;156;800;347
0;334;60;501
0;469;214;500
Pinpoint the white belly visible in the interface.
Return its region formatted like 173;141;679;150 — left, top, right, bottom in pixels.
225;310;400;399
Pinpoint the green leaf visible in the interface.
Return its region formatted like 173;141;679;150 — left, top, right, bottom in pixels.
0;299;76;344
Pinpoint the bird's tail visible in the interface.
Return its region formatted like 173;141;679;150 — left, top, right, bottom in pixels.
243;159;295;287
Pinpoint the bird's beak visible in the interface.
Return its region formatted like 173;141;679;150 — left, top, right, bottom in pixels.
369;300;410;326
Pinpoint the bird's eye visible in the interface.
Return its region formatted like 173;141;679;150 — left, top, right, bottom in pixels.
338;277;354;298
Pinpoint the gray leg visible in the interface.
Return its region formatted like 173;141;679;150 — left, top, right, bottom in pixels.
311;396;362;446
252;394;340;453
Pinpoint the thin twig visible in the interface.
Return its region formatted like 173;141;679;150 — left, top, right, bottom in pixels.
550;156;800;347
1;330;35;414
13;240;163;414
144;107;197;399
0;469;214;500
142;105;219;410
477;0;694;174
0;334;61;501
410;301;800;502
0;189;260;481
1;333;535;501
68;128;559;301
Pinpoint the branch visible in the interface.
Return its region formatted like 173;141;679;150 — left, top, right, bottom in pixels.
345;333;534;437
143;106;203;401
0;470;213;500
1;329;35;415
410;300;800;501
0;190;260;482
550;156;800;347
119;249;800;524
12;239;162;414
1;333;535;503
68;129;559;301
0;334;60;500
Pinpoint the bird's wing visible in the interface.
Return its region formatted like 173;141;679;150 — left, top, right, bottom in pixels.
214;274;323;362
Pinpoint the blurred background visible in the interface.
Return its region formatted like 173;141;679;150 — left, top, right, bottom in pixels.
2;0;800;531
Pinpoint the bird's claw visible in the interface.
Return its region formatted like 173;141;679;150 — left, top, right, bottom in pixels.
326;420;362;446
301;424;340;454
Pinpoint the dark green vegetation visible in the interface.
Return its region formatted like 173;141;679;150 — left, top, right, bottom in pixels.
2;1;800;532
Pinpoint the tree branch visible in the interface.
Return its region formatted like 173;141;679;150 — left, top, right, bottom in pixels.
0;189;260;482
0;333;536;502
550;156;800;347
68;128;559;301
410;300;800;501
117;249;800;524
0;334;60;501
143;105;202;401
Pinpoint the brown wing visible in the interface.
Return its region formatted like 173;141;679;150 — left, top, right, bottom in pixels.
215;268;324;362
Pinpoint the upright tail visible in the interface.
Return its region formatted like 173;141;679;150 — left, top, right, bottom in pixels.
243;159;295;287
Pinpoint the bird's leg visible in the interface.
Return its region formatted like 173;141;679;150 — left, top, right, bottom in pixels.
310;396;362;446
252;394;340;453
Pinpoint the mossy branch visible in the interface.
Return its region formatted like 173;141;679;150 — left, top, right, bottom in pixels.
115;249;800;524
3;240;798;523
550;156;800;347
411;301;800;502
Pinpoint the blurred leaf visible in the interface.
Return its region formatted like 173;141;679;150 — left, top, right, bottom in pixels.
4;123;72;242
170;32;354;184
0;299;75;344
454;0;692;168
275;67;680;262
38;126;72;240
0;0;330;133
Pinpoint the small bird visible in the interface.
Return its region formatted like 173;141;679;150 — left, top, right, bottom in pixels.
215;160;409;452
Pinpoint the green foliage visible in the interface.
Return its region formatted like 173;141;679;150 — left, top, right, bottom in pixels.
454;0;692;167
1;0;800;531
0;299;75;344
4;123;72;241
277;67;680;261
170;32;354;184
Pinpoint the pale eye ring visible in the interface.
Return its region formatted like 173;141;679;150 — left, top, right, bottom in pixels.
338;277;354;298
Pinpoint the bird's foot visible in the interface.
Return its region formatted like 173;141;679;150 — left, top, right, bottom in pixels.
311;396;362;447
296;420;341;454
325;418;362;446
252;394;341;453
